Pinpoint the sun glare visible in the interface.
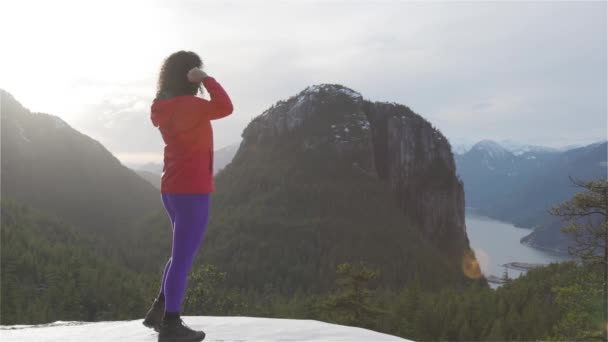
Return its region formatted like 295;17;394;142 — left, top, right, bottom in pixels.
1;0;169;119
462;248;482;280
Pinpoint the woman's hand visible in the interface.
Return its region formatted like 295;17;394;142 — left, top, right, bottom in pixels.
187;67;208;83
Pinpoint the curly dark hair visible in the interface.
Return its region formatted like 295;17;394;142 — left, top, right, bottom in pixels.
156;50;204;99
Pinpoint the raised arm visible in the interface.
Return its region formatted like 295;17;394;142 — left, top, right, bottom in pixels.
201;76;234;120
187;67;233;120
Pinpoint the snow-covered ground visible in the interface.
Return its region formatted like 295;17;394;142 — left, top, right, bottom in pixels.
0;316;412;341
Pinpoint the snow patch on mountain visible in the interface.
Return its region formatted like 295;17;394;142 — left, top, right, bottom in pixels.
254;84;364;137
358;118;370;130
499;140;559;156
557;144;584;151
0;316;410;342
472;140;511;159
302;84;362;99
511;145;558;156
329;112;370;147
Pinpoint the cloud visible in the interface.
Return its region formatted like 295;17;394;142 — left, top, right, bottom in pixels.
1;0;605;162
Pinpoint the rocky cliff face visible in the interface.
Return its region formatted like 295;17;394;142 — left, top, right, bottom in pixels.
238;83;469;261
363;101;468;259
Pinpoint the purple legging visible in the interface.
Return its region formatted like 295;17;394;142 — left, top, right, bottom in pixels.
158;193;210;312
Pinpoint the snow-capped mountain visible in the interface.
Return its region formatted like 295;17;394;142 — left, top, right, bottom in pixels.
451;138;584;157
0;316;411;341
450;143;473;155
456;139;607;253
456;139;605;212
471;139;512;160
455;140;519;178
556;143;584;151
447;136;478;155
466;140;517;173
498;139;560;156
209;82;479;292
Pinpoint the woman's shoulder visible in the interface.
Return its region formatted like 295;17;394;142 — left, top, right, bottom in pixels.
155;91;205;102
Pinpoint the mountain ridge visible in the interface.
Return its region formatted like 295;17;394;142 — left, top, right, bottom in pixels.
1;88;164;270
455;138;607;253
241;82;467;255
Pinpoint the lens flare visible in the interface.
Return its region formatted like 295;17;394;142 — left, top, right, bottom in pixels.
461;248;482;279
472;247;490;275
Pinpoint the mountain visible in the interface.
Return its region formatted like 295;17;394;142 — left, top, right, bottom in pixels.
447;137;478;155
134;169;161;189
498;139;560;156
455;139;560;210
198;84;482;294
456;140;516;210
455;139;608;253
514;142;607;252
137;162;163;174
0;316;411;341
473;140;607;228
214;142;240;173
452;139;579;157
519;218;578;254
451;143;472;155
556;143;585;151
0;89;165;267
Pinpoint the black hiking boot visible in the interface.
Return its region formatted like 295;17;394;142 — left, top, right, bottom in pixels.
158;315;206;342
142;296;165;332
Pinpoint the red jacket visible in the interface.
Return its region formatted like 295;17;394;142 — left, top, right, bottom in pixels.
150;76;233;193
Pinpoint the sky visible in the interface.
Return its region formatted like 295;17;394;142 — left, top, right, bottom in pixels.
1;0;606;166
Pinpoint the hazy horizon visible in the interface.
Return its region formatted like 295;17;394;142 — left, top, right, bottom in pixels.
2;0;606;165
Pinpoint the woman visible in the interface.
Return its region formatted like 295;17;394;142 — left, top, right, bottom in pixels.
142;50;233;342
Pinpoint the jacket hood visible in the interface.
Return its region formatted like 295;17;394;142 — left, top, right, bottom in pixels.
150;97;181;128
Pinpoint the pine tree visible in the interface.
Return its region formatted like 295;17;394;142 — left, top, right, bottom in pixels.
501;266;511;284
319;262;385;329
549;177;607;341
183;264;246;315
